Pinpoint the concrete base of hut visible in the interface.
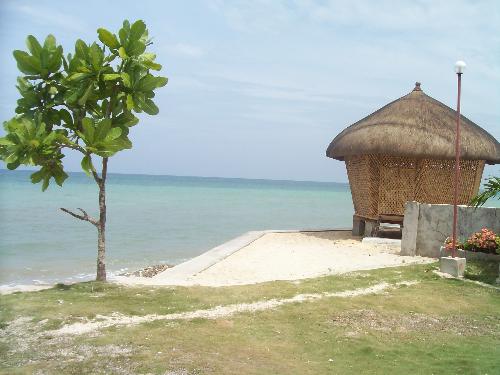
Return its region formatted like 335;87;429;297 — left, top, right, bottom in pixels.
352;216;380;237
440;256;466;278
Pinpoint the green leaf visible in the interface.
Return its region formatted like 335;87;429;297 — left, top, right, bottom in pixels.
26;35;42;56
43;35;57;50
132;92;145;112
119;20;131;46
0;137;14;146
78;83;94;106
62;55;69;71
142;98;159;115
40;48;49;70
126;94;134;110
140;52;156;61
142;60;162;71
135;74;168;91
30;170;44;183
4;152;18;164
157;76;168;87
114;112;139;127
80;155;93;176
81;118;95;143
67;72;91;81
97;28;120;49
118;46;128;59
75;39;88;60
95;119;112;141
59;109;73;127
89;43;103;70
47;46;63;73
103;127;122;142
103;73;121;81
121;72;131;88
13;50;41;75
7;160;20;170
126;40;146;56
53;169;68;186
130;20;146;41
42;177;50;191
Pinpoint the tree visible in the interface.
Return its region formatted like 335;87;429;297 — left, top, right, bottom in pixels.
0;20;167;281
471;176;500;207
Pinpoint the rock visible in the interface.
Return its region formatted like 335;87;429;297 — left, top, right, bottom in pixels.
121;264;171;278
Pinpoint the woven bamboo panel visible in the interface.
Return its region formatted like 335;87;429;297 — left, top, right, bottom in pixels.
378;156;417;215
345;155;378;219
345;155;485;219
415;159;485;205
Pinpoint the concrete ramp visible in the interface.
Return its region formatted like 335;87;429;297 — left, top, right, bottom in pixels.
152;231;265;282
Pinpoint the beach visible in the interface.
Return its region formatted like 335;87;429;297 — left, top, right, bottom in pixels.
116;230;434;287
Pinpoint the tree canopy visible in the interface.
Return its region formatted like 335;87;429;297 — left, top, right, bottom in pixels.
0;19;167;190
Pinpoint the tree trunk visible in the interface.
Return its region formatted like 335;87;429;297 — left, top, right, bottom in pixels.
96;158;108;281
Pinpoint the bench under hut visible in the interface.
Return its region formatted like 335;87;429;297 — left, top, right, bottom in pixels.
326;82;500;236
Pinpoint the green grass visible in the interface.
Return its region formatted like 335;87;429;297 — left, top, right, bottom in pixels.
1;263;499;374
464;259;499;285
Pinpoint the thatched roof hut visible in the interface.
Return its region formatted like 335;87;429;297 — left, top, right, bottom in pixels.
326;82;500;235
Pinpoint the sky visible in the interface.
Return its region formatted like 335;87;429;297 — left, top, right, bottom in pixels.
0;0;499;183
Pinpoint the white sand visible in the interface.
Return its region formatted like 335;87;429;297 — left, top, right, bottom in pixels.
117;231;433;287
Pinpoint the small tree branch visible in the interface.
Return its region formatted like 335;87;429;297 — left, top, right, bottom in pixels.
60;207;99;227
60;144;86;154
101;157;108;183
91;167;102;185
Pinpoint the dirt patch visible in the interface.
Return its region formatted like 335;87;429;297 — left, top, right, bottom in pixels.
330;309;500;337
0;315;134;368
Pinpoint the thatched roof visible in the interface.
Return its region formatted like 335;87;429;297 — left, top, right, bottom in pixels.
326;82;500;164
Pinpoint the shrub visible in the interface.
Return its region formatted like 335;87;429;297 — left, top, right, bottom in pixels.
443;237;465;251
444;228;500;254
466;228;498;254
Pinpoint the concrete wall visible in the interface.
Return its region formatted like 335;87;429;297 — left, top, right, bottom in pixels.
401;202;500;258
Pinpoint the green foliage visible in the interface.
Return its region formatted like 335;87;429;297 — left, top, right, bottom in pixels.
464;260;500;285
471;176;500;207
0;20;167;189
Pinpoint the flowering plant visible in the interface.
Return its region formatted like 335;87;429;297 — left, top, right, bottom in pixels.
443;237;464;251
466;228;499;254
444;228;500;254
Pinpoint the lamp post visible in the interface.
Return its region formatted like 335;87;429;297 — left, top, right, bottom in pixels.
452;60;466;258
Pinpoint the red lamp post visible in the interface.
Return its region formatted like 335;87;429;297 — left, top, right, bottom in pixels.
451;60;466;258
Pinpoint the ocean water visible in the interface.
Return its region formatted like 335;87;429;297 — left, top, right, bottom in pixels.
0;170;353;285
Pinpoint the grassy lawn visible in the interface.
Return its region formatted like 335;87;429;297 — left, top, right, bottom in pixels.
1;263;499;374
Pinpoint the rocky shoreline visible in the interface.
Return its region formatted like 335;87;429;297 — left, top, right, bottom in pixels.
120;264;171;278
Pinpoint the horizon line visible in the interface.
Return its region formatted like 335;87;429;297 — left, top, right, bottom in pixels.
0;168;349;185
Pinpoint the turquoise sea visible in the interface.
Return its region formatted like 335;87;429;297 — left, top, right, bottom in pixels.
0;170;353;286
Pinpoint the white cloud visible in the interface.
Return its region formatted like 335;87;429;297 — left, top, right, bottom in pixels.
207;0;500;37
14;4;89;34
206;0;294;32
166;43;205;58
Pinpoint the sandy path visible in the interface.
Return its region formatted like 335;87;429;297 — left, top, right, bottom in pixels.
117;231;433;287
47;281;417;336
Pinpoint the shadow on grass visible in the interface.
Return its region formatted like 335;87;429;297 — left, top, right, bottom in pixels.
464;260;499;285
53;281;110;293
